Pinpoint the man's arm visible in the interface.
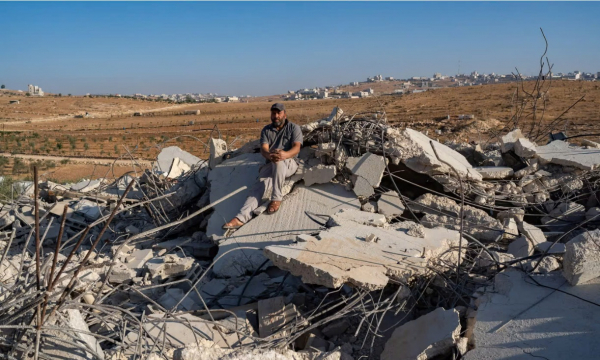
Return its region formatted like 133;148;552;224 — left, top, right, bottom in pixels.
272;142;301;161
260;143;273;161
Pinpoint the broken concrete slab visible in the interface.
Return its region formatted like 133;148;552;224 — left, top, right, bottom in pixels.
264;208;459;290
209;138;228;170
166;157;191;179
473;166;514;179
518;221;546;246
535;140;600;171
303;165;336;186
541;201;586;228
535;241;566;254
256;296;300;339
507;236;534;258
377;191;405;219
65;309;105;359
385;128;483;181
206;153;266;241
108;262;137;284
70;179;102;193
381;307;460;360
514;137;537;158
414;193;503;242
351;176;375;198
346;152;386;188
500;128;524;153
464;268;600;360
523;256;560;274
329;208;387;227
321;319;350;339
563;229;600;285
146;254;195;281
212;183;361;278
125;249;153;270
155;146;202;174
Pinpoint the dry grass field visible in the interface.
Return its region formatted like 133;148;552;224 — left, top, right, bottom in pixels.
0;80;599;183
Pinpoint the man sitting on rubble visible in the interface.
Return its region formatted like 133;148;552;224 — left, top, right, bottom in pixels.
223;103;302;229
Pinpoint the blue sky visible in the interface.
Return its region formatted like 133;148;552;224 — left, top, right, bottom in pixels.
1;2;599;96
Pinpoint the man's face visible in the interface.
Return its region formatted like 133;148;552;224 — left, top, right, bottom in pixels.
271;109;286;127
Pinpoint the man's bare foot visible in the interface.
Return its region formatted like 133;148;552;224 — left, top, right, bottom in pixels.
267;201;281;214
223;217;244;229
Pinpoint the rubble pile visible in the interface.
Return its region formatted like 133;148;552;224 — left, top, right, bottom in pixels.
0;107;599;360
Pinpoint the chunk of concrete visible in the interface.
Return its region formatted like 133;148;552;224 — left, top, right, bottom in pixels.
303;164;336;186
146;254;195;281
155;146;202;174
264;208;460;290
513;162;539;179
361;201;377;213
541;202;586;227
377;191;405;219
514;138;537;158
212;183;360;278
70;179;102;193
65;309;105;359
464;269;600;360
125;249;153;270
257;296;293;338
414;193;503;242
352;176;375;198
518;221;546;246
535;140;600;170
385;128;483;181
166;157;191;179
322;319;350;339
535;241;566;254
158;288;199;311
523;256;560;274
346;152;386;189
563;229;600;285
108;262;136;284
473;166;514;179
206;153;266;241
197;278;229;303
381;307;460;360
500;129;524;153
507;236;534;258
209;138;228;169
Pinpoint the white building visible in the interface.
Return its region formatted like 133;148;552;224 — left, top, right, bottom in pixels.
28;84;44;96
226;96;239;102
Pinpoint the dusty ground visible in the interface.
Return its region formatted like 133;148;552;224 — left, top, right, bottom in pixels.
1;80;599;182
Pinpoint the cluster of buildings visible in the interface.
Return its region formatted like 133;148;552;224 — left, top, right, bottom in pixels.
27;84;44;96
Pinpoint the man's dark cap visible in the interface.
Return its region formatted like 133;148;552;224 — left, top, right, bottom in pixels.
271;103;285;112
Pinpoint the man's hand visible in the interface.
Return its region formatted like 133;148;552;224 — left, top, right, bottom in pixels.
270;149;287;162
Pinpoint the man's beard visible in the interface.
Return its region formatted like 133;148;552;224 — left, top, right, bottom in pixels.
272;118;284;127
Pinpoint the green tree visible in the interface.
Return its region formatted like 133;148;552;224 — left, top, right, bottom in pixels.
26;92;31;96
0;85;5;89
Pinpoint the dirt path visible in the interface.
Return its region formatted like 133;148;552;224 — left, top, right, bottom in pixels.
0;152;152;167
2;104;194;125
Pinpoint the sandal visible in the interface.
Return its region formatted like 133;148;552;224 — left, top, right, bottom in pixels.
222;218;244;229
267;201;281;214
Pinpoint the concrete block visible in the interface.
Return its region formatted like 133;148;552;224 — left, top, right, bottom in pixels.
500;129;524;153
322;319;350;338
65;309;105;359
377;191;405;218
351;176;375;198
126;249;153;270
303;165;336;186
518;221;546;246
209;138;228;169
535;140;600;171
381;307;460;360
385;128;482;181
507;236;534;258
514;138;537;158
361;201;377;213
155;146;201;174
563;229;600;285
258;296;287;338
535;241;566;254
473;166;514;179
166;157;191;179
346;152;386;188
